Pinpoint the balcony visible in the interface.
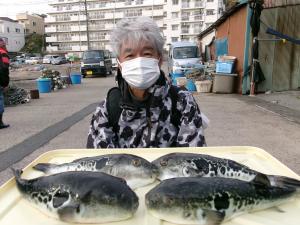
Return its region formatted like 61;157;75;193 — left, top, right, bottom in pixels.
194;15;203;21
181;15;190;21
194;1;204;8
46;36;57;42
56;17;71;22
181;29;190;34
72;45;88;51
46;46;58;52
70;15;86;22
45;26;57;33
181;3;191;9
71;25;87;32
45;16;56;23
58;45;72;51
71;36;87;42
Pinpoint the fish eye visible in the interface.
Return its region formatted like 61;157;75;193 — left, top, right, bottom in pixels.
183;167;190;176
132;159;141;167
160;160;168;167
183;211;192;218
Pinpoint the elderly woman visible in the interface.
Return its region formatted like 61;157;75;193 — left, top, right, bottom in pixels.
87;17;206;148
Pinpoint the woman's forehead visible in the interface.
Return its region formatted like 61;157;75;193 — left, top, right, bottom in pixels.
120;39;157;54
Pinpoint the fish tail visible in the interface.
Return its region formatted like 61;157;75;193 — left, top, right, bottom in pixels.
11;168;25;186
11;168;23;178
33;163;54;173
267;175;300;189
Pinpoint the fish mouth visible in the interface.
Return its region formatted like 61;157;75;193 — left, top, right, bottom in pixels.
151;164;159;178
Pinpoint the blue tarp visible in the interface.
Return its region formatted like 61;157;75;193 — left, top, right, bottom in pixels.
215;38;228;57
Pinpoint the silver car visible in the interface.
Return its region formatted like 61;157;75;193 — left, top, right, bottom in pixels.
168;42;202;74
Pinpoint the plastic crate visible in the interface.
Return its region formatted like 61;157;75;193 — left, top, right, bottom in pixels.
216;61;235;74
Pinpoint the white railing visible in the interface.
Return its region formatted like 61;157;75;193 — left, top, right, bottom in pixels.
46;36;57;42
71;25;87;32
45;16;56;23
45;26;57;33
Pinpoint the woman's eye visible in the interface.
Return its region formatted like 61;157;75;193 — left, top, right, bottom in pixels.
144;52;153;56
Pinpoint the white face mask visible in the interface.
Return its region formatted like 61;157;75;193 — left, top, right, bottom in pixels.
119;57;161;90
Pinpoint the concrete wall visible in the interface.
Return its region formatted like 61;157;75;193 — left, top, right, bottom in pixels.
258;5;300;92
215;6;247;93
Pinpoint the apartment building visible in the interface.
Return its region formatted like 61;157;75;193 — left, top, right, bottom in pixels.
0;17;25;52
16;13;45;35
45;0;224;54
45;0;165;53
164;0;224;44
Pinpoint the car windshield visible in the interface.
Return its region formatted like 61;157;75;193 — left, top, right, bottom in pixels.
83;51;104;60
173;46;198;59
53;56;59;58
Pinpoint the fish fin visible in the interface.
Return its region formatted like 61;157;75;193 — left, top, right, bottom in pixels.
271;206;285;213
267;175;300;189
196;209;225;225
57;203;80;222
32;163;55;173
252;173;271;187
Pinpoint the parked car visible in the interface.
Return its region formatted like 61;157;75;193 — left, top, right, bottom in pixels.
80;50;112;77
110;52;118;70
168;42;201;74
43;55;60;64
25;57;43;64
51;56;68;65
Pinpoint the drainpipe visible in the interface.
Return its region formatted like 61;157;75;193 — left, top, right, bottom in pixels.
242;4;252;95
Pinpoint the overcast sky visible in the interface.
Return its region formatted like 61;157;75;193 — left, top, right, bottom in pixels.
0;0;51;19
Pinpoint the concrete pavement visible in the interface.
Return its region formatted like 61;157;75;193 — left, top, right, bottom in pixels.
0;73;300;186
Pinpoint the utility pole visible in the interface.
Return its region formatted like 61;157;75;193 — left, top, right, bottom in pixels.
152;0;154;19
84;0;90;50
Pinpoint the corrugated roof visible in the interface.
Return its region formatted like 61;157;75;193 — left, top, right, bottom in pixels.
0;17;18;23
198;2;248;39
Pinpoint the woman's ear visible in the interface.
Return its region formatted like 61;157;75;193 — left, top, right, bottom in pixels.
158;56;163;67
117;58;122;72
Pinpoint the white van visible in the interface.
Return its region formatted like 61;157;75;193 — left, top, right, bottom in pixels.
43;55;60;64
168;42;201;74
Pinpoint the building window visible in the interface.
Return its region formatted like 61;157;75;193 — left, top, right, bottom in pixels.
172;0;178;5
172;12;179;18
172;25;179;30
207;0;214;2
125;0;133;6
33;21;36;26
181;25;190;34
171;37;179;42
182;0;190;8
206;9;215;15
6;27;9;33
136;0;143;5
15;28;20;33
195;0;203;7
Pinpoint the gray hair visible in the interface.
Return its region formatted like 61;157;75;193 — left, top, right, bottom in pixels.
110;17;164;57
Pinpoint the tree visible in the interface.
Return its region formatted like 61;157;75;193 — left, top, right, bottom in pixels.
21;33;44;54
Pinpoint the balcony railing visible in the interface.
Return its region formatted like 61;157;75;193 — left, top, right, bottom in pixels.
194;15;203;21
181;29;189;34
181;16;189;21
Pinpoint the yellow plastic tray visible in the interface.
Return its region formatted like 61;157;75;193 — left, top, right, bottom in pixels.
0;146;299;225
